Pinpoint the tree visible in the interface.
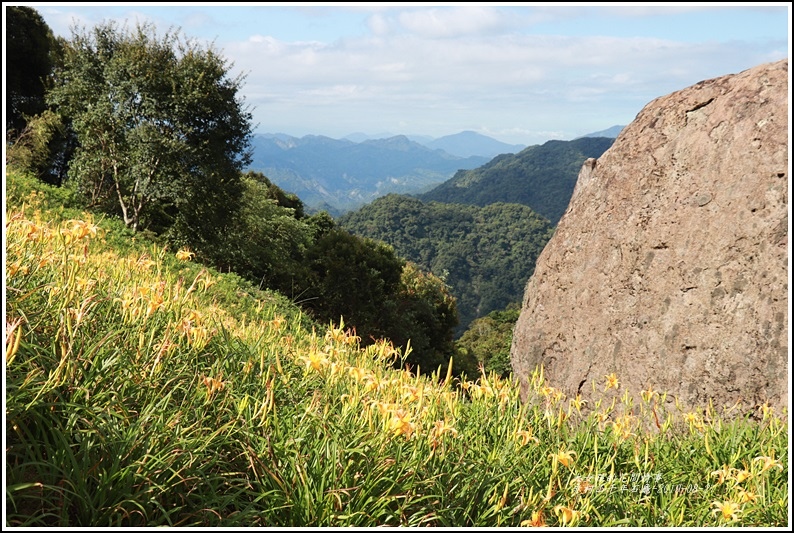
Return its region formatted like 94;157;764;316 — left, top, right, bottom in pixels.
302;229;405;342
5;6;57;133
46;21;252;251
392;263;470;376
5;110;64;178
213;173;313;291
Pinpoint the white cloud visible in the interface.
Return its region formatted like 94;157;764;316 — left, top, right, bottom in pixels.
367;13;391;36
223;23;786;143
37;5;788;145
302;84;365;100
397;6;511;38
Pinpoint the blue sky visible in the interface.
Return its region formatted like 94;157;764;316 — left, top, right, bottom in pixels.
20;3;793;145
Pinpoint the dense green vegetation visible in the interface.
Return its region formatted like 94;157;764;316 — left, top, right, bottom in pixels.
5;6;71;186
46;20;253;245
456;304;522;379
5;6;58;134
6;172;788;526
338;194;554;332
419;136;615;224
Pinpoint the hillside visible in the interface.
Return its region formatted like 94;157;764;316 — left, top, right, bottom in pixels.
419;137;615;225
338;195;555;333
247;134;488;213
6;169;787;527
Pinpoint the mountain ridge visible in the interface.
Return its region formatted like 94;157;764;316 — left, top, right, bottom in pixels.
246;133;489;214
574;124;624;139
425;131;527;158
418;136;615;225
247;127;621;215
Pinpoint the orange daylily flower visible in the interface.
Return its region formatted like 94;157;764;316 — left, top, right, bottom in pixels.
175;248;195;261
604;373;620;391
711;500;742;522
550;449;576;468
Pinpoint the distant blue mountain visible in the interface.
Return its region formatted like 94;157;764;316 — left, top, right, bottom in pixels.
343;131;525;158
576;125;624;139
247;133;489;214
425;131;526;158
343;132;435;145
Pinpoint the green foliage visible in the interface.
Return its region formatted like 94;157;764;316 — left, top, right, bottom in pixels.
420;137;615;224
456;303;521;379
339;194;554;333
46;20;252;250
392;263;470;376
208;172;313;290
301;228;405;343
296;234;464;376
244;170;306;219
5;110;66;181
5;6;57;133
4;7;73;186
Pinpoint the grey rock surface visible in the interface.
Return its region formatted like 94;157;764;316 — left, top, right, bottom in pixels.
510;59;789;414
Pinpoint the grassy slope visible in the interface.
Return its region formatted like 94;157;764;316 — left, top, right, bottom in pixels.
4;169;788;526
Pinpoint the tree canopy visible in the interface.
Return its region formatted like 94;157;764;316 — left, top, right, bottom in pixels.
46;21;253;252
455;303;522;379
5;6;57;133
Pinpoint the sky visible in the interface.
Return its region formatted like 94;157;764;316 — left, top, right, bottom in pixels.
14;2;793;146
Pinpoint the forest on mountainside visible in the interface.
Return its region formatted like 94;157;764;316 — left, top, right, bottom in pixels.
419;136;615;224
338;194;555;333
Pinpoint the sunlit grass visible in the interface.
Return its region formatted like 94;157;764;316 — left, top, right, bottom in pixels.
4;173;789;526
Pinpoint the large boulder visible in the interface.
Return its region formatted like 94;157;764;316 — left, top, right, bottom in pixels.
510;59;788;414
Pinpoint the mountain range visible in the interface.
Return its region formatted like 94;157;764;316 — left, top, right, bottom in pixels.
341;130;525;157
575;124;625;139
246;134;490;214
246;128;622;215
423;131;527;158
419;136;616;225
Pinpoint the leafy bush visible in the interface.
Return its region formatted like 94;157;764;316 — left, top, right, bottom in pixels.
456;303;521;379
